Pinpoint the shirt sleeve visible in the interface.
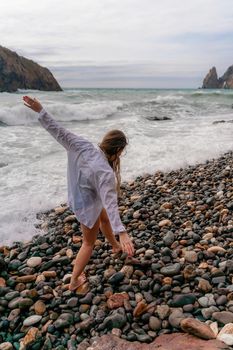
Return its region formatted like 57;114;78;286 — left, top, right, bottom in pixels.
38;108;93;153
94;169;126;235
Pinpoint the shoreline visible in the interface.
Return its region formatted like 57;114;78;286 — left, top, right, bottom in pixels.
1;151;233;349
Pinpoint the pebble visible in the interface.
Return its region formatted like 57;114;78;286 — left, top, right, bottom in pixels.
108;272;125;285
180;318;215;340
197;278;212;292
217;323;233;345
170;294;196;307
23;315;42;326
0;343;13;350
184;251;198;263
159;219;172;227
212;311;233;324
156;305;170;320
168;309;185;328
54;313;74;329
149;316;161;331
160;263;181;276
103;312;127;330
163;231;175;246
26;257;42;268
34;300;46;315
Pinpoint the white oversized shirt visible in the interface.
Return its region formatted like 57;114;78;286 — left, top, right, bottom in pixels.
38;109;126;235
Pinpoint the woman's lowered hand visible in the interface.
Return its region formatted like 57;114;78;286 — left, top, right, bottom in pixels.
119;231;134;256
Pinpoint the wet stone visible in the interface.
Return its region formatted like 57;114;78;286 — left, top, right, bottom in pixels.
169;294;196;307
212;311;233;324
160;263;181;276
108;272;125;285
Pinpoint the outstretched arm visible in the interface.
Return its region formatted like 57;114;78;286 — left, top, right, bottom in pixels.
23;96;93;153
95;169;134;256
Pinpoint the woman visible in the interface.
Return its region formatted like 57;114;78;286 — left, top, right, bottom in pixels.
23;96;134;291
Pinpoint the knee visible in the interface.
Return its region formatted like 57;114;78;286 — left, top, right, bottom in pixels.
82;239;95;249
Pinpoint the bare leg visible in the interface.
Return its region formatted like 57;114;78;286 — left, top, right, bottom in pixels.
69;218;99;291
99;208;121;253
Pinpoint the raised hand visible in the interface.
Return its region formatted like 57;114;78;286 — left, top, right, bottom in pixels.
119;231;134;256
23;96;43;113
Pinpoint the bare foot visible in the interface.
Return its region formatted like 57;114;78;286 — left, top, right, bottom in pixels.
69;272;86;291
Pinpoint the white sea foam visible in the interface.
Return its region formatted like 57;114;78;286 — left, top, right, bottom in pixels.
0;100;123;126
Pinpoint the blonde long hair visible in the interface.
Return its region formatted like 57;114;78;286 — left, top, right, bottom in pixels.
99;129;128;196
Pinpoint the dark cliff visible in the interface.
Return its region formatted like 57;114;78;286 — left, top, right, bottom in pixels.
202;65;233;89
0;46;62;92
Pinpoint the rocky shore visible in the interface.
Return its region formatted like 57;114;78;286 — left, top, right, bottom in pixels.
1;152;233;349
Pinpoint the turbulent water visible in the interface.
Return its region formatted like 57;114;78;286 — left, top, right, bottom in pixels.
1;88;233;244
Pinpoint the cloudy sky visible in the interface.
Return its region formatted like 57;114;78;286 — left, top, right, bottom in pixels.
1;0;232;88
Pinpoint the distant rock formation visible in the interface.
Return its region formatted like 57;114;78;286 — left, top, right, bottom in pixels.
0;45;62;92
202;65;233;89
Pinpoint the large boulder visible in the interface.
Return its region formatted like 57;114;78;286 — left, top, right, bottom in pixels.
78;333;230;350
0;45;62;92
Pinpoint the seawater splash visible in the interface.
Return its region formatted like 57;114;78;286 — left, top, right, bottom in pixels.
0;100;123;126
1;88;233;245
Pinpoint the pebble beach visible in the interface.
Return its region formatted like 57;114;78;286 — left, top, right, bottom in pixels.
1;151;233;349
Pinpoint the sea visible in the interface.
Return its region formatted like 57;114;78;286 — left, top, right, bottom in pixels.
1;88;233;245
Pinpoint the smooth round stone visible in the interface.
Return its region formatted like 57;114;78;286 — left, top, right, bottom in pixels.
92;296;101;305
183;304;194;312
34;300;46;315
79;293;94;305
216;295;227;306
79;304;90;313
23;315;42;326
67;297;78;308
8;259;21;270
198;279;212;292
149;316;161;331
145;249;155;257
212;311;233;324
184;251;198;263
170;294;196;307
163;231;175;247
217;323;233;345
54;313;74;329
201;306;219;319
198;297;209;308
8;308;21;321
156;305;170;320
160;263;181;276
5;291;20;301
0;343;13;350
136;334;152;343
108;272;125;285
168;310;185;328
180;318;215;340
8;297;22;309
103;313;127;329
212;276;226;284
27;257;42;268
205;294;216;306
80;313;90;321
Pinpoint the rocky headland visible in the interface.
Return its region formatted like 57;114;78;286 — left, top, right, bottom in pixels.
0;46;62;92
1;152;233;349
202;66;233;89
